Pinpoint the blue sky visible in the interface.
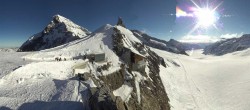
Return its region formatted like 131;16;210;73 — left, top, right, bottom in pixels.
0;0;250;47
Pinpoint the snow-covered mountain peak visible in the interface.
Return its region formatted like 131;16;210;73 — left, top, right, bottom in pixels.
52;14;69;23
18;15;91;52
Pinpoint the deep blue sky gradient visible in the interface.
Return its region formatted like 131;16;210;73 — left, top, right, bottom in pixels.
0;0;250;47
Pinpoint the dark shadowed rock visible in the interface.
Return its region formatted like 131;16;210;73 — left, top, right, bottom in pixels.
117;17;126;28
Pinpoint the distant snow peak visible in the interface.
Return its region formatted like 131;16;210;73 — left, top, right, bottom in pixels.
53;14;67;23
17;14;91;52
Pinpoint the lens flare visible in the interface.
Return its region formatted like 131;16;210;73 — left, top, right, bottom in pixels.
176;0;223;34
195;8;218;27
176;6;192;17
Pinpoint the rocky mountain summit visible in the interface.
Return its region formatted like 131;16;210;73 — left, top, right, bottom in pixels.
17;15;90;52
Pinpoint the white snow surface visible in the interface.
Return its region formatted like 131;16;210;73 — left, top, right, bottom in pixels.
0;52;87;109
152;48;250;110
113;82;133;102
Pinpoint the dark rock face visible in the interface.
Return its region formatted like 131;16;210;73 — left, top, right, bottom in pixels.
117;17;126;28
89;86;122;110
112;27;125;56
143;48;170;110
109;26;170;110
99;68;125;91
131;30;188;55
203;34;250;55
17;15;90;52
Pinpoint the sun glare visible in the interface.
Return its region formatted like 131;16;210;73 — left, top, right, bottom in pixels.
176;0;223;34
195;8;217;28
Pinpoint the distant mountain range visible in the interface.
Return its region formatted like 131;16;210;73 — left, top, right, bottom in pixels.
18;14;250;57
17;15;195;56
203;34;250;55
6;14;250;110
132;30;188;55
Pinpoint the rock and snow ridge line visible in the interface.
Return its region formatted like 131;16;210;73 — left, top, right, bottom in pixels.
203;34;250;55
17;14;91;52
1;20;173;110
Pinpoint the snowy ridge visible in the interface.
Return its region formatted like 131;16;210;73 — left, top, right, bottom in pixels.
203;34;250;55
0;21;174;109
24;24;120;66
131;30;188;55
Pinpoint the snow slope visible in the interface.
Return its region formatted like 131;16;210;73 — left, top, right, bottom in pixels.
0;52;30;79
153;48;250;110
0;24;152;109
0;57;88;109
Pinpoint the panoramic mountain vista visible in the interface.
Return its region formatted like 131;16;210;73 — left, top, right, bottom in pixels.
1;0;250;110
0;17;174;110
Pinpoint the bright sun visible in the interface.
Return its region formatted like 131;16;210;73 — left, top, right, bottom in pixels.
176;0;223;34
195;8;217;28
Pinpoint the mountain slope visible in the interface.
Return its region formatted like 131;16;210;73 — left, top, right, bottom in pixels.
203;34;250;55
2;24;172;110
131;30;188;55
17;15;90;52
153;48;250;110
